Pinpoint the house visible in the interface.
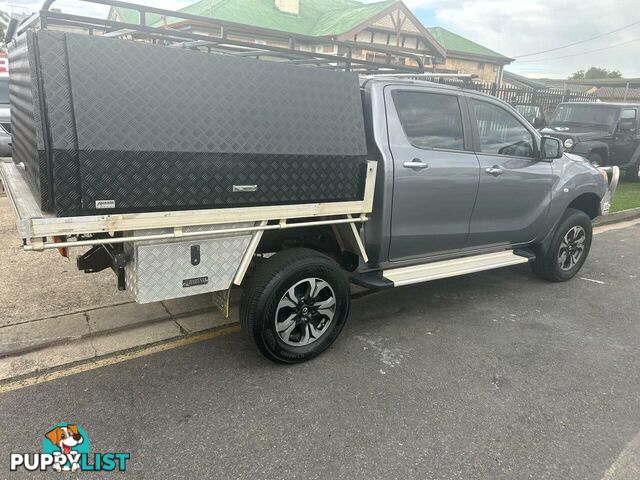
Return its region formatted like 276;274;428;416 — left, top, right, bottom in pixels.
502;71;549;90
109;0;446;70
427;27;513;84
568;78;640;103
108;0;511;81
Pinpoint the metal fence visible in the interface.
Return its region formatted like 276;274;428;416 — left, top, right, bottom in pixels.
412;77;598;118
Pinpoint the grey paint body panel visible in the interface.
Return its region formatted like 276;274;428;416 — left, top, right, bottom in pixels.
468;153;552;247
360;79;608;272
384;85;480;261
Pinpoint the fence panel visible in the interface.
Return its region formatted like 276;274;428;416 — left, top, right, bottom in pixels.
419;77;597;118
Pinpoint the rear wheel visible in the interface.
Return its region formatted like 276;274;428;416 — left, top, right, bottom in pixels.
532;208;593;282
240;248;351;364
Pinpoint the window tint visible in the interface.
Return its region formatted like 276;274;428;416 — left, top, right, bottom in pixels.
392;91;465;151
472;99;535;158
622;109;637;120
515;105;542;124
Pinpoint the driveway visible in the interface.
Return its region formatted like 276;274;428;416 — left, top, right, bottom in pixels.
0;223;639;479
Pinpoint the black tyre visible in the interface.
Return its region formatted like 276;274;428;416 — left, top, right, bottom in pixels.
588;153;603;167
625;161;640;182
240;248;351;364
532;208;593;282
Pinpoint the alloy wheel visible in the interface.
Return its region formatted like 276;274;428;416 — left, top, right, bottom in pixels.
275;278;336;347
557;226;586;271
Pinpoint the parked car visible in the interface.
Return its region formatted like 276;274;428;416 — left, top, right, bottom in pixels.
542;102;640;181
1;4;620;364
515;104;546;129
0;75;11;157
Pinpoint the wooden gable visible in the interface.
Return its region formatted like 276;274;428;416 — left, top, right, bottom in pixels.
337;2;446;59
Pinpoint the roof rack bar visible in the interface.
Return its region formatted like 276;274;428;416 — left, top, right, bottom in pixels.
17;0;427;74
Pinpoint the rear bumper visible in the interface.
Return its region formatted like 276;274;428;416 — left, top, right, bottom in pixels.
598;166;620;216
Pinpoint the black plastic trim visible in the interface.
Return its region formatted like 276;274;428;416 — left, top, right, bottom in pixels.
351;271;394;290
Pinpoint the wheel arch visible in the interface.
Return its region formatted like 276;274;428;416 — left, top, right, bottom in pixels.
573;141;610;163
235;222;367;286
567;192;601;220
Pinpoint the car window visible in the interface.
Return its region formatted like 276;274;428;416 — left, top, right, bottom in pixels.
471;99;535;158
392;91;465;151
622;109;637;120
515;105;541;124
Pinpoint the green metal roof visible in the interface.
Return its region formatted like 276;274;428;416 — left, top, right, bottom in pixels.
112;0;397;37
427;26;511;61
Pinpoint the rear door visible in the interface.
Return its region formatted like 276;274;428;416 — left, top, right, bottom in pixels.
385;86;480;261
466;97;553;248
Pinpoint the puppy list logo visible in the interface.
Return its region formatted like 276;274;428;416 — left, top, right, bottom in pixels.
10;423;130;473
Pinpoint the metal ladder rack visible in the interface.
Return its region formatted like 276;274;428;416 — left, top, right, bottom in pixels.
10;0;430;75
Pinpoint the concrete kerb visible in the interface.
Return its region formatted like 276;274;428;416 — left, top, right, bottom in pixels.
1;209;638;384
0;293;236;365
594;207;640;227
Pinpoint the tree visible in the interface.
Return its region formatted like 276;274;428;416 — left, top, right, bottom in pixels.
570;67;623;80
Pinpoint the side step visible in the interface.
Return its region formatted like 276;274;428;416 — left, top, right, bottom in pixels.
382;250;531;288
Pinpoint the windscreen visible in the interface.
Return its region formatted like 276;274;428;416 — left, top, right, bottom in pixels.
550;104;619;128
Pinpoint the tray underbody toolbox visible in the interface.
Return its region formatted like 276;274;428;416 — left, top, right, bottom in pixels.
125;225;254;304
9;31;368;217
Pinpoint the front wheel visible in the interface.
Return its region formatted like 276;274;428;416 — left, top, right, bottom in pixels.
240;248;351;364
625;161;640;182
532;208;593;282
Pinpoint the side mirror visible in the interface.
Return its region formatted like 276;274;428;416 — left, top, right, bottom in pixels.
533;116;546;129
540;136;563;160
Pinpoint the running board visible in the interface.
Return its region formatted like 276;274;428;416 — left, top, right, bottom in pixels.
383;251;530;287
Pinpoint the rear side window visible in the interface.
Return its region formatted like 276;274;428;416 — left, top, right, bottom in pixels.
622;109;637;119
471;99;535;158
392;91;465;151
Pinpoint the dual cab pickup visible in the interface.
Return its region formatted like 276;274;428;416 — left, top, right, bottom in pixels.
2;1;619;363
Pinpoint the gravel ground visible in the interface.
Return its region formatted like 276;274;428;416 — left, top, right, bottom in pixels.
0;197;129;326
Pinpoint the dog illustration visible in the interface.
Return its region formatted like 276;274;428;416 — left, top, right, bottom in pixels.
45;425;84;472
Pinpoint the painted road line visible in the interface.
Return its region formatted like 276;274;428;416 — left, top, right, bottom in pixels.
0;325;241;396
601;431;640;480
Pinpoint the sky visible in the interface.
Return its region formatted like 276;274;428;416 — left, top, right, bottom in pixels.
1;0;639;79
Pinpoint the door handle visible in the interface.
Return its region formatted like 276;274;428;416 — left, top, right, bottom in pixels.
486;166;504;177
403;160;429;171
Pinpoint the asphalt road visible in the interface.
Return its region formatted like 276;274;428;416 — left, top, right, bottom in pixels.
1;223;639;480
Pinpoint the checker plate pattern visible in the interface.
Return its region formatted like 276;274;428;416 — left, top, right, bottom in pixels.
15;31;369;217
65;33;366;155
8;33;49;210
78;151;367;213
125;224;253;304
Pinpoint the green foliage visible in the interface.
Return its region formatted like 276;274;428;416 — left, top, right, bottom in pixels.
570;67;623;80
611;182;640;213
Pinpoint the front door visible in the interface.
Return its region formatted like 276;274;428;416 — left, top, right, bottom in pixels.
466;97;553;248
613;108;640;165
386;87;480;262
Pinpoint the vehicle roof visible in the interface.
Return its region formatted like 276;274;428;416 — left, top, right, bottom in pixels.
359;76;501;102
558;101;640;108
